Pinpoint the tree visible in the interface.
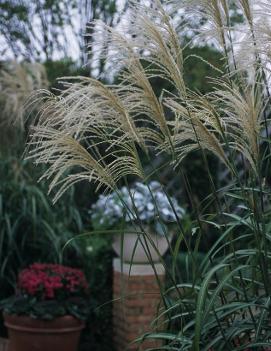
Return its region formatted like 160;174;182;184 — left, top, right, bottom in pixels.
0;0;126;75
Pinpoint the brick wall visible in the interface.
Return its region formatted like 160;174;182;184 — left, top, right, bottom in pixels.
113;259;165;351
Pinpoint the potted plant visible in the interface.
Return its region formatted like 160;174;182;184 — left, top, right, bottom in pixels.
1;263;89;351
91;181;185;263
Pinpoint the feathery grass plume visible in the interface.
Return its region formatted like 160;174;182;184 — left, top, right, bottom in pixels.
238;0;253;26
128;0;185;96
179;0;229;52
35;76;143;146
28;0;265;197
211;80;264;174
258;0;271;17
161;75;264;176
28;0;188;198
234;1;271;81
162;96;229;168
87;18;172;145
255;22;271;67
27;79;146;201
0;61;48;130
28;127;114;202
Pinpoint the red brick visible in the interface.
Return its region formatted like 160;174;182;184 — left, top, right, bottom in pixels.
113;267;165;351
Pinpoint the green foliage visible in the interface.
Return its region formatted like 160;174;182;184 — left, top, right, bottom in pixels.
183;46;224;94
44;59;89;89
158;203;271;350
0;155;114;350
0;156;84;299
77;235;114;351
1;296;90;321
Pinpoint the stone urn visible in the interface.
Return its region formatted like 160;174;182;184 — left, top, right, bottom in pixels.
112;227;172;263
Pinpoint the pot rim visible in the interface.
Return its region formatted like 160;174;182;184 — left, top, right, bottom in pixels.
3;313;85;334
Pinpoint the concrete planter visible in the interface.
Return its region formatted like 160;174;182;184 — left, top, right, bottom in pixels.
112;228;172;263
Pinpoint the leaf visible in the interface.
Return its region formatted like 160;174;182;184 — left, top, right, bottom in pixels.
193;263;229;351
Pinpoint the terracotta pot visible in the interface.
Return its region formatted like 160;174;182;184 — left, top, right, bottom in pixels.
4;313;85;351
112;228;172;263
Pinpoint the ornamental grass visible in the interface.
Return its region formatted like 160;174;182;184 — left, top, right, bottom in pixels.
26;0;271;349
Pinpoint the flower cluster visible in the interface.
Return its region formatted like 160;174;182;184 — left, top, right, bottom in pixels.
91;181;184;234
1;263;90;320
18;263;88;300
